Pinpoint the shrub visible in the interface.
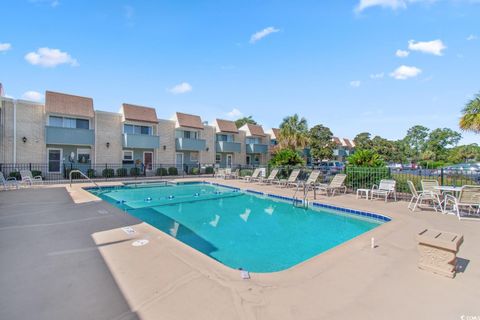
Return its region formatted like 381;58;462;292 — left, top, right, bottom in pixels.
31;170;42;178
130;167;141;177
347;149;385;167
269;148;305;167
190;167;199;175
116;168;127;177
156;167;168;176
102;168;115;178
9;171;21;180
239;169;253;177
205;166;214;174
345;166;391;190
168;167;178;175
86;169;96;178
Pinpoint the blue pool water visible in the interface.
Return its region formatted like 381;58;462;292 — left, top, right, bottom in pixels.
91;183;385;272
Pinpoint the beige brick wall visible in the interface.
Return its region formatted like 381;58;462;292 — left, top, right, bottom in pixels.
95;111;123;164
200;125;215;164
0;99;45;163
235;131;247;165
157;119;176;164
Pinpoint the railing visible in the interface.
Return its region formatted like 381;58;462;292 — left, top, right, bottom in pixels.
69;170;102;190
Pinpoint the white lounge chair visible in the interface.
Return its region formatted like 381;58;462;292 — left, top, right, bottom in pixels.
226;168;240;179
316;173;347;196
444;185;480;220
241;168;261;182
1;172;19;190
371;179;396;202
289;170;321;189
407;180;442;212
20;170;43;186
215;168;226;179
273;169;301;187
258;168;279;184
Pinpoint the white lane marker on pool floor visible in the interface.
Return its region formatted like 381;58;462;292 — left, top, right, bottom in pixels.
122;226;136;235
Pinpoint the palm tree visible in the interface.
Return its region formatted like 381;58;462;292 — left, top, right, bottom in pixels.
459;92;480;134
278;114;309;150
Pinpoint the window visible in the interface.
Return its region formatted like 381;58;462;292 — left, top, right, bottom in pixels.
215;153;221;164
254;155;260;163
190;152;199;162
77;148;91;163
216;134;233;142
175;130;198;139
48;116;90;129
123;150;134;161
246;137;260;144
123;124;151;135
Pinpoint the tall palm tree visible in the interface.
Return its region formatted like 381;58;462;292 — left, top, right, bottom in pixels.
460;92;480;134
278;114;309;150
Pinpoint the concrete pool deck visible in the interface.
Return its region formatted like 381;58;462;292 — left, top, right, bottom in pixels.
1;178;479;319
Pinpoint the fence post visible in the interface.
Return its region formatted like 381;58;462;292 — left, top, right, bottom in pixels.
440;168;444;186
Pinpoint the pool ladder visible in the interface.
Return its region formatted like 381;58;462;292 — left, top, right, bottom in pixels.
293;182;309;209
69;170;102;191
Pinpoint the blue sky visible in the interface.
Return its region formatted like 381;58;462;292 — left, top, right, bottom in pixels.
1;0;479;143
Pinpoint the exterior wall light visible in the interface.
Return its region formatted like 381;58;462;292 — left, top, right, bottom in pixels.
163;145;166;150
106;142;110;148
22;137;27;143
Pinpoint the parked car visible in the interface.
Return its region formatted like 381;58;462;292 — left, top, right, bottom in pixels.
441;163;480;175
315;161;345;174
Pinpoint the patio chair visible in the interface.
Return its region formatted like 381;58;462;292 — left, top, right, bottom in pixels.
315;173;347;196
1;172;19;190
407;180;442;212
226;168;240;179
444;185;480;221
258;168;279;184
20;170;43;186
371;179;396;202
273;169;301;187
421;179;442;197
241;168;261;182
289;170;321;189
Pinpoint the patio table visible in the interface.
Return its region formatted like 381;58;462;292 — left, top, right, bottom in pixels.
434;186;463;213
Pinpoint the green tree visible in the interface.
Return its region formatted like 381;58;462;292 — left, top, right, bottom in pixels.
404;125;429;162
459;92;480;134
353;132;372;150
309;124;335;161
235;116;257;128
269;148;305;167
371;136;396;162
278;114;309;150
447;144;480;163
424;128;462;161
347;149;385;167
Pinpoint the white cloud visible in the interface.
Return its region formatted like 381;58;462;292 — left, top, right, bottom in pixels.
250;27;280;44
408;39;446;56
25;47;78;67
226;108;243;118
350;80;361;88
370;72;384;79
123;5;134;26
467;34;478;41
390;65;422;80
22;91;44;102
168;82;192;94
0;43;12;52
355;0;438;12
395;49;410;57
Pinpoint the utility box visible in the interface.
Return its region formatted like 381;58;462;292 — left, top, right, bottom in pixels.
417;228;463;278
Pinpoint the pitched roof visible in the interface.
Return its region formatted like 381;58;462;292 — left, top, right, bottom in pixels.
271;128;280;139
244;123;265;137
332;136;342;145
122;103;158;123
343;138;354;148
216;119;238;133
45;91;94;118
176;112;204;129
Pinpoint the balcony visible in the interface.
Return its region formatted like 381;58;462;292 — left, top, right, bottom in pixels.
176;138;206;151
123;133;160;149
216;141;241;153
46;126;94;145
246;143;268;154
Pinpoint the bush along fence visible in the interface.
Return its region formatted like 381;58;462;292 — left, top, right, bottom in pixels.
0;162;268;184
269;165;479;200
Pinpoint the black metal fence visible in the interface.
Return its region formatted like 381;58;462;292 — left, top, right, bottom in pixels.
0;162;268;184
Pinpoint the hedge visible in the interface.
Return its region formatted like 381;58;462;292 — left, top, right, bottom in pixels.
156;167;168;176
168;167;178;175
116;168;128;177
102;168;115;178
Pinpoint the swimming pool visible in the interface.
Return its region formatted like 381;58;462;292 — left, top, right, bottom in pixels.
91;182;387;272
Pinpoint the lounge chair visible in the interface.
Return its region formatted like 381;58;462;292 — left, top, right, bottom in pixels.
258;168;279;184
407;180;442;212
20;170;43;186
1;172;19;190
226;168;240;179
289;170;321;189
371;179;396;202
315;173;346;196
421;179;442;197
273;169;301;187
444;185;480;220
241;168;261;182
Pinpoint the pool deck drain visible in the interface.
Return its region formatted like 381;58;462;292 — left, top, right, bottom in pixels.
1;178;480;320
